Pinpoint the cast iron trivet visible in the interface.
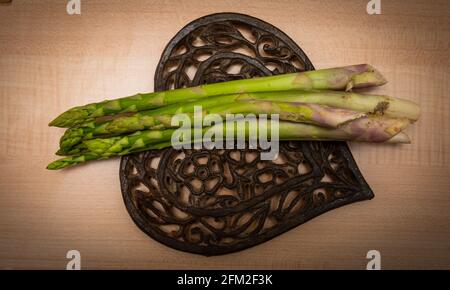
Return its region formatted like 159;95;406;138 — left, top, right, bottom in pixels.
120;13;374;256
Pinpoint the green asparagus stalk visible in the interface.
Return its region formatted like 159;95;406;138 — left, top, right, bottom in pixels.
240;90;421;122
47;116;410;170
49;64;387;127
57;130;175;157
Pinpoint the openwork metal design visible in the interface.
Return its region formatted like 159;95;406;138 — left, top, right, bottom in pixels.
120;13;374;255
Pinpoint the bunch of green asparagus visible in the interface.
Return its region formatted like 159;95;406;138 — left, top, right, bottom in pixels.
47;64;420;170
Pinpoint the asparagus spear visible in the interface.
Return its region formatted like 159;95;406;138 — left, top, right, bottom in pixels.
49;64;387;127
47;117;410;170
239;90;421;122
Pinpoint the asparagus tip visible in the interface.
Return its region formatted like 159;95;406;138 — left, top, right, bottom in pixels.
49;109;88;128
46;162;60;170
49;114;66;127
48;119;58;127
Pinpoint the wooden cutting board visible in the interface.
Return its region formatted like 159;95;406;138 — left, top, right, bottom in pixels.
0;0;449;269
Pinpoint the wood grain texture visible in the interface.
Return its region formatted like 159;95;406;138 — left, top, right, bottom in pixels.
0;0;449;269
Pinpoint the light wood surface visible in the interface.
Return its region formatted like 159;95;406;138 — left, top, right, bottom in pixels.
0;0;449;270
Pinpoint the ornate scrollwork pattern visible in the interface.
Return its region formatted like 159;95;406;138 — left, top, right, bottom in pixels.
120;13;374;255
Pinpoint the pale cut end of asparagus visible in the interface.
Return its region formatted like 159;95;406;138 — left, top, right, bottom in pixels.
341;116;410;143
346;64;388;91
386;132;411;144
